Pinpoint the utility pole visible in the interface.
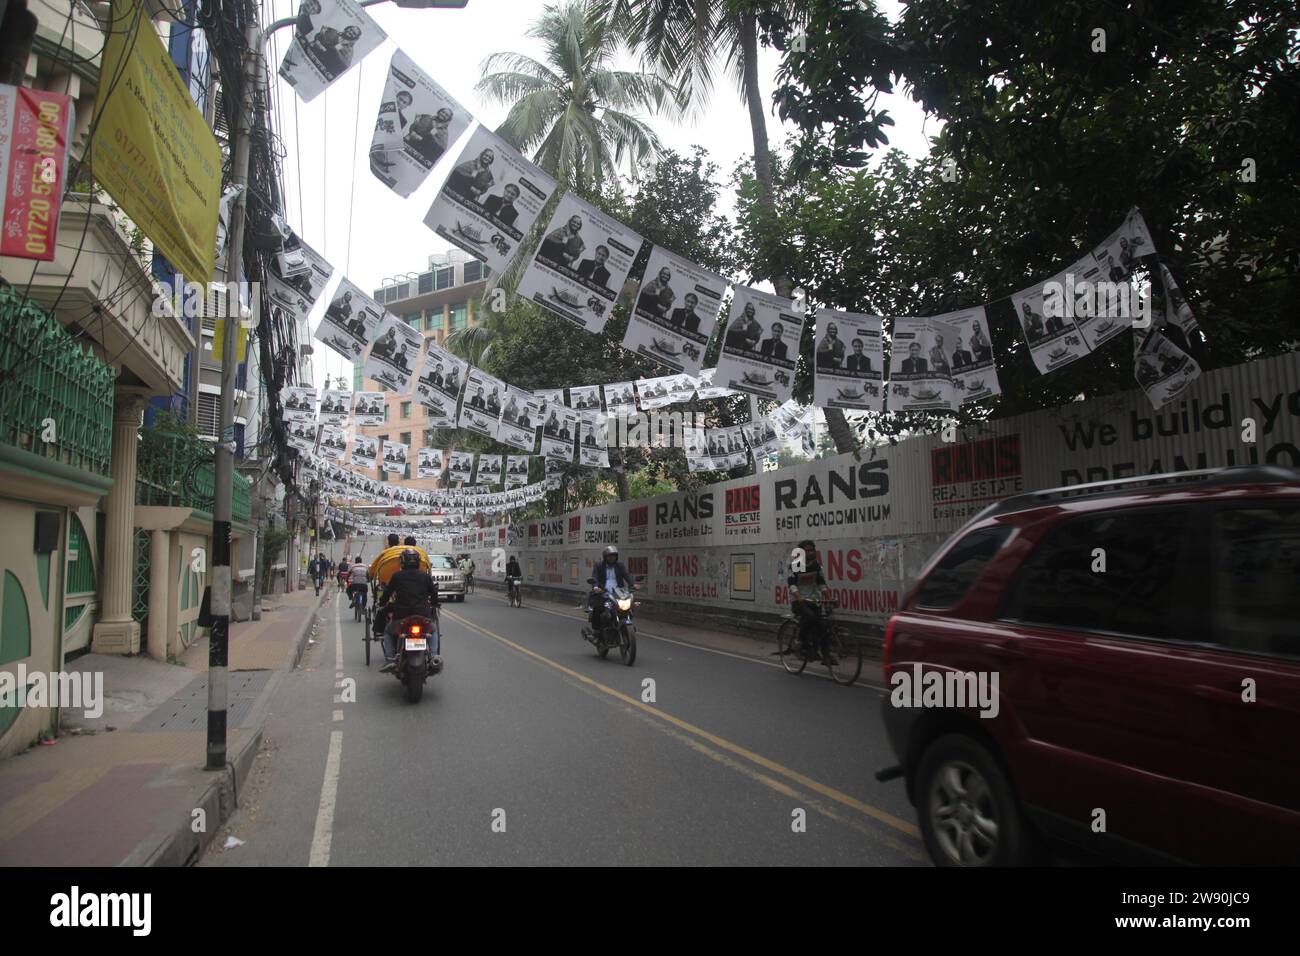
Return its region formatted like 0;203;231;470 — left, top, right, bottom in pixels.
207;14;260;771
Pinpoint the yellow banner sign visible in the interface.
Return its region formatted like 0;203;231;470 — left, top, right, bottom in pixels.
92;0;221;282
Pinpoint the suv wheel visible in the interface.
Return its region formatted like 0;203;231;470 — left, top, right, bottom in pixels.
915;734;1036;867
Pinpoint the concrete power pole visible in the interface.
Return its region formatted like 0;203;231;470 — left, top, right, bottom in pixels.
207;16;260;772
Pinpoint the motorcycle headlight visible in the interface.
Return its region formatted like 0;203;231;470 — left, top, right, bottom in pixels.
617;597;633;611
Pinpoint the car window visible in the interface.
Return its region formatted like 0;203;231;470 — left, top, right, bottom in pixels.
1213;505;1300;659
915;525;1014;609
998;507;1190;640
429;556;455;570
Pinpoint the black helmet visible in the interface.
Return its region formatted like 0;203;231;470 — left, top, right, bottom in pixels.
400;548;420;569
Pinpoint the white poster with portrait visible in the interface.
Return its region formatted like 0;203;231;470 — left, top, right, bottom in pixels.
413;340;466;424
474;454;503;487
935;306;1002;405
266;232;332;330
315;277;383;363
742;418;781;462
319;389;352;425
369;49;471;198
568;385;603;412
540;403;578;462
713;286;802;401
278;0;386;102
706;426;749;471
497;385;540;452
888;315;959;412
318;424;347;461
692;366;736;401
417;447;444;479
516;192;643;333
286;419;317;454
282;386;318;423
636;374;694;410
380;438;408;475
603;381;638;418
623;247;725;374
458;367;504;439
424;125;557;275
505;455;530;486
811;309;884;411
353;390;385;426
364;312;423;393
1135;327;1201;410
448;451;474;484
577;410;610;468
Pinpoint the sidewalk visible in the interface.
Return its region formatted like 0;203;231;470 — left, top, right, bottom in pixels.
0;588;324;867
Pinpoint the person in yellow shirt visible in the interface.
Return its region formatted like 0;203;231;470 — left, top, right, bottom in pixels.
371;535;430;636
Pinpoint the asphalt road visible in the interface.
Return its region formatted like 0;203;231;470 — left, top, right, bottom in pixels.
202;587;926;866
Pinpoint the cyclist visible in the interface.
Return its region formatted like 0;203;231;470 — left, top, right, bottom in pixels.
337;558;350;593
458;554;475;591
505;554;522;601
788;538;833;663
375;548;441;673
347;557;369;613
309;555;323;595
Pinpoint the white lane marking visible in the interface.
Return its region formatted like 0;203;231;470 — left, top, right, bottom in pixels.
308;730;343;867
469;591;886;692
333;709;344;721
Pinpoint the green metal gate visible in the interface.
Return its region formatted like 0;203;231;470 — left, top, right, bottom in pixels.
132;528;150;628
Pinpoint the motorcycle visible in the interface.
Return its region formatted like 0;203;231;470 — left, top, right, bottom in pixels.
506;576;522;608
581;584;638;665
388;611;442;702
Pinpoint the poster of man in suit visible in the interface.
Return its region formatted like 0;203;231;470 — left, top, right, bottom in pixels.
353;390;385;426
888;315;958;412
417;447;445;480
622;245;724;375
278;0;386;102
319;389;353;425
517;192;643;334
458;368;505;440
713;285;802;401
266;230;332;330
414;340;467;423
812;310;885;411
498;385;541;452
1010;261;1093;375
314;277;382;362
369;50;470;197
938;306;1002;405
364;311;423;394
425;126;556;275
540;403;579;463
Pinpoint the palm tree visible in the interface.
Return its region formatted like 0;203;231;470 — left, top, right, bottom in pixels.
604;1;858;453
476;0;683;192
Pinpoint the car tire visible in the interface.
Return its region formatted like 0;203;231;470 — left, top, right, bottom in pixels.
915;733;1037;867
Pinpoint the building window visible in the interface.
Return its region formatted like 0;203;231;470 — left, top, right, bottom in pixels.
436;267;453;290
400;431;411;446
450;302;467;330
352;364;363;390
383;405;390;422
401;402;411;419
418;271;433;294
425;311;441;332
463;259;483;284
197;392;220;438
405;313;421;329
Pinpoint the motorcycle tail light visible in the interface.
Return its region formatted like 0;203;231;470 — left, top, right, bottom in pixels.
409;624;421;635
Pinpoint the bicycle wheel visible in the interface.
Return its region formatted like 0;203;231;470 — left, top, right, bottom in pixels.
777;619;807;675
825;624;862;686
364;625;371;666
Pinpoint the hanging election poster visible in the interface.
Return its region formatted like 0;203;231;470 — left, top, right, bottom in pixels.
1158;263;1200;337
743;418;781;462
568;385;603;411
578;411;610;468
713;286;802;401
692;367;736;401
282;385;318;423
459;367;504;439
277;0;386;103
934;306;1001;406
1134;327;1201;410
603;381;638;418
812;310;885;412
417;447;444;480
413;340;465;424
286;419;317;454
315;278;383;363
448;451;474;484
498;385;541;452
364;311;423;393
424;125;557;274
318;425;347;461
354;390;385;426
540;403;579;462
1010;266;1092;375
516;192;643;333
505;455;531;486
475;454;503;487
319;388;353;425
380;439;408;475
888;315;959;412
637;374;694;410
266;232;332;330
369;49;471;198
623;246;725;374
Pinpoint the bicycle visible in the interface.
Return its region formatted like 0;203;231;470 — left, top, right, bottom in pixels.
464;572;475;595
507;577;522;608
775;600;863;686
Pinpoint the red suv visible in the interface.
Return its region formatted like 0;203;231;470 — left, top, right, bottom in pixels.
878;465;1300;865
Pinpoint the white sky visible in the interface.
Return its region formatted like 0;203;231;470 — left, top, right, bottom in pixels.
263;0;934;391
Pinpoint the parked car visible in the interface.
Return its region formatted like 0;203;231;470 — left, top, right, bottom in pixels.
877;465;1300;865
429;552;466;602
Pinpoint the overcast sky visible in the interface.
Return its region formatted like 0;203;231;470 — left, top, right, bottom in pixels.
264;0;934;391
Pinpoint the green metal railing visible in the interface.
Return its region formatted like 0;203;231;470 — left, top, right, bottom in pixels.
136;430;251;523
0;285;114;475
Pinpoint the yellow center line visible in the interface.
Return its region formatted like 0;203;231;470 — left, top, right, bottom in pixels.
441;607;921;842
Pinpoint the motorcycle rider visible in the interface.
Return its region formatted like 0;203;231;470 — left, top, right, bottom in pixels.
370;536;430;637
375;548;441;673
788;538;833;662
585;545;636;637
